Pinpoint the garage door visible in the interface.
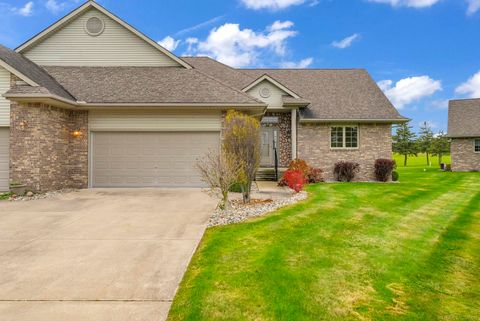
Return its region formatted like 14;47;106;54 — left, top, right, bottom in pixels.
91;131;220;188
0;128;9;192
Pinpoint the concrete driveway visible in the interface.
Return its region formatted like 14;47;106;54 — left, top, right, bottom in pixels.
0;189;216;321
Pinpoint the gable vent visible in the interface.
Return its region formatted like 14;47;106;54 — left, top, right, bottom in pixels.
85;17;105;36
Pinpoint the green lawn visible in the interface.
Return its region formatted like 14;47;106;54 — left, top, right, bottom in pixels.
168;159;480;321
394;153;451;167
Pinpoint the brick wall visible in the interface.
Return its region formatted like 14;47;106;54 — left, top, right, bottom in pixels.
451;138;480;172
10;102;88;191
298;123;392;181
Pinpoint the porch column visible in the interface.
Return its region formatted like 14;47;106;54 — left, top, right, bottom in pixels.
291;108;297;160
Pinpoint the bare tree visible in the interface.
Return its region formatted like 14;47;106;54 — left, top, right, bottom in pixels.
196;150;241;210
222;110;261;203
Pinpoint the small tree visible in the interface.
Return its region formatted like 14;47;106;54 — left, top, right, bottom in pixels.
196;150;241;210
393;122;417;166
418;121;435;166
431;131;450;165
223;110;261;203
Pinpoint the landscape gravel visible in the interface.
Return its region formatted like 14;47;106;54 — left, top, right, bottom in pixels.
5;189;79;202
208;191;308;227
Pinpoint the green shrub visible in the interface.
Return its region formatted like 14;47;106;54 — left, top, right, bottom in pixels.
392;171;399;182
229;183;243;193
445;164;452;172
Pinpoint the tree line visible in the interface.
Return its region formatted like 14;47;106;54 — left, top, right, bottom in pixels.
393;121;450;166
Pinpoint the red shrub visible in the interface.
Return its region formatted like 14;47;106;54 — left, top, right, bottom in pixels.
283;169;306;193
306;168;324;183
288;159;310;176
374;159;396;182
334;161;360;182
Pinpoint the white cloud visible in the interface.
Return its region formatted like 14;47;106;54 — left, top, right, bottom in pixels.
378;76;442;108
368;0;440;8
331;34;360;49
188;20;298;68
429;99;449;109
280;57;313;68
174;15;225;36
158;36;180;51
467;0;480;14
240;0;310;10
12;1;34;16
456;70;480;98
45;0;66;14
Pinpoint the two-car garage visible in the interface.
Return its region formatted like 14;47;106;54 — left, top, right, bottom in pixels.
89;110;221;188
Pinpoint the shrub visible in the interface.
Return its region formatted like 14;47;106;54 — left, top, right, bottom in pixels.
374;159;397;182
288;159;310;176
445;164;452;172
306;168;324;183
283;169;306;193
229;182;243;193
334;161;360;182
392;170;399;182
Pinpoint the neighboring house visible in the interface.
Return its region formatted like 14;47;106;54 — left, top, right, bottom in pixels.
0;1;407;192
448;99;480;172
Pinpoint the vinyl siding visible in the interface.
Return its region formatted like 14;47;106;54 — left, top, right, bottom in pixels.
89;110;222;131
246;80;288;109
22;8;182;67
0;67;10;127
0;128;9;191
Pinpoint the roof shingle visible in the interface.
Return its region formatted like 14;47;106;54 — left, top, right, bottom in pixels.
448;99;480;138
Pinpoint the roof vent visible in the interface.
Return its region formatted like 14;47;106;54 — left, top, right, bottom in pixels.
85;17;105;36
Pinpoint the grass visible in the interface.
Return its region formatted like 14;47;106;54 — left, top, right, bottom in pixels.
0;192;11;200
394;153;451;167
168;155;480;321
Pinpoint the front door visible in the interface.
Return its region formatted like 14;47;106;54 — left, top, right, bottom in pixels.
260;127;279;167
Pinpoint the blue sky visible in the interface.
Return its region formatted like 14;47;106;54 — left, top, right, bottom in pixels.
1;0;479;133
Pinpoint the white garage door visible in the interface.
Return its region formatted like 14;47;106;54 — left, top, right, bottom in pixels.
91;131;220;188
0;128;9;192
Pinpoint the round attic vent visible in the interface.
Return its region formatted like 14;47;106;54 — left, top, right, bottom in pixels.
85;17;105;36
259;87;271;98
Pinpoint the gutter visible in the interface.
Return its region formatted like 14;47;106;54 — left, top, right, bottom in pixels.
299;118;410;124
3;93;268;110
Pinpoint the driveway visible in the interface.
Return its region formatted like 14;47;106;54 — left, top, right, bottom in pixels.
0;189;216;321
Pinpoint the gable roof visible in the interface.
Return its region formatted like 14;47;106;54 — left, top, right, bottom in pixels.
448;99;480;138
41;66;264;105
241;69;407;122
15;1;192;69
0;45;74;100
242;74;301;98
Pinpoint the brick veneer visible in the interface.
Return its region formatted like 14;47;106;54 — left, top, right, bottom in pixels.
261;111;292;167
298;123;392;181
451;138;480;172
10;102;88;191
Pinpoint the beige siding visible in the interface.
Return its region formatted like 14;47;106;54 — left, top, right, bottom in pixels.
91;131;219;187
246;80;288;109
22;8;182;67
89;110;221;131
0;68;10;127
0;128;9;191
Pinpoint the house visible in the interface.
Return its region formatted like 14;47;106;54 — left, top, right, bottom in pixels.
448;99;480;172
0;1;407;192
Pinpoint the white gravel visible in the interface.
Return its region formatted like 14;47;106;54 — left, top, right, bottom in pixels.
4;189;79;202
208;191;308;227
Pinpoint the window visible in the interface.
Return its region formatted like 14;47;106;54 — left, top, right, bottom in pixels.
331;126;358;149
475;139;480;153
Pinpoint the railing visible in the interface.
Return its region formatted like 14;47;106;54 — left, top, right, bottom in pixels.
274;145;279;181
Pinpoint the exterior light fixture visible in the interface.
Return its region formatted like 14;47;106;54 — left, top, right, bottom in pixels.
72;130;82;138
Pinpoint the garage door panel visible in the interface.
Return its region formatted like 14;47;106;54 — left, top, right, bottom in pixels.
91;132;219;187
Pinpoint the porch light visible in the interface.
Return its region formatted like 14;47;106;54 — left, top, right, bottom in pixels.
72;130;82;138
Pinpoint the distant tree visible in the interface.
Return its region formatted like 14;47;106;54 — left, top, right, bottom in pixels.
223;110;261;204
393;122;417;166
431;131;450;165
418;121;435;166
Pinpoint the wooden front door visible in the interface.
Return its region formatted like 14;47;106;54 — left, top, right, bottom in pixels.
260;127;279;167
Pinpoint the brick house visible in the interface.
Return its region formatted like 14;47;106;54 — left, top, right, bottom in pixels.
448;99;480;172
0;1;407;192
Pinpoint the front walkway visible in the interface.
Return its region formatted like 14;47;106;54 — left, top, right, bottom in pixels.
0;189;216;321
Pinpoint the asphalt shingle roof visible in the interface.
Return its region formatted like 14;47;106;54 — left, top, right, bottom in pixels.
0;45;74;100
448;99;480;138
43;66;263;105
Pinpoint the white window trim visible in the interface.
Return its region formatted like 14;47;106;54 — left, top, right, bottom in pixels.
330;125;360;150
475;139;480;153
